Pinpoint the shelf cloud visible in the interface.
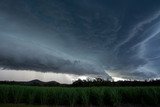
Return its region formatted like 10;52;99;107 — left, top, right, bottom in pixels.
0;0;160;80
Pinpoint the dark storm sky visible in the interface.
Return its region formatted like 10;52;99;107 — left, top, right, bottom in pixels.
0;0;160;80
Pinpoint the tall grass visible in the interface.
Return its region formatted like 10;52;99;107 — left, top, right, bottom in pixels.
0;85;160;106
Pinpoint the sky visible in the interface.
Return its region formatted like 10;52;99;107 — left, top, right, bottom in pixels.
0;0;160;83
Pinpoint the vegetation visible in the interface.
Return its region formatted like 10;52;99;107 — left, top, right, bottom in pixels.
0;85;160;106
72;78;160;87
0;104;50;107
1;78;160;87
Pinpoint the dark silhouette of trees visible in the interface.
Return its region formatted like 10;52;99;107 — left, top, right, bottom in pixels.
72;78;160;87
1;78;160;87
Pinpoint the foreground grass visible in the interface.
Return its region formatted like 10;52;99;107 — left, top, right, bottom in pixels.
0;85;160;106
0;104;52;107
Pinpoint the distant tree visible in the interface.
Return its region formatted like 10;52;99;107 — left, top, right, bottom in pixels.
95;78;104;82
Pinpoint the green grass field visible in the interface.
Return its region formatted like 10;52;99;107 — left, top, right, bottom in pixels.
0;85;160;106
0;104;52;107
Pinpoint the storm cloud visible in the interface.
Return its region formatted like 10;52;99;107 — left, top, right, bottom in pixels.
0;0;160;80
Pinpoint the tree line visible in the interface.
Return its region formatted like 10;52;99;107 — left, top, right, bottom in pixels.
0;78;160;87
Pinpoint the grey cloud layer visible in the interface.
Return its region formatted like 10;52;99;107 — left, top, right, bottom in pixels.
0;33;108;77
0;0;160;79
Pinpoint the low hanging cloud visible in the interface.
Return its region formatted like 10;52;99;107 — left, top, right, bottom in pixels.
0;33;111;79
0;0;160;80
